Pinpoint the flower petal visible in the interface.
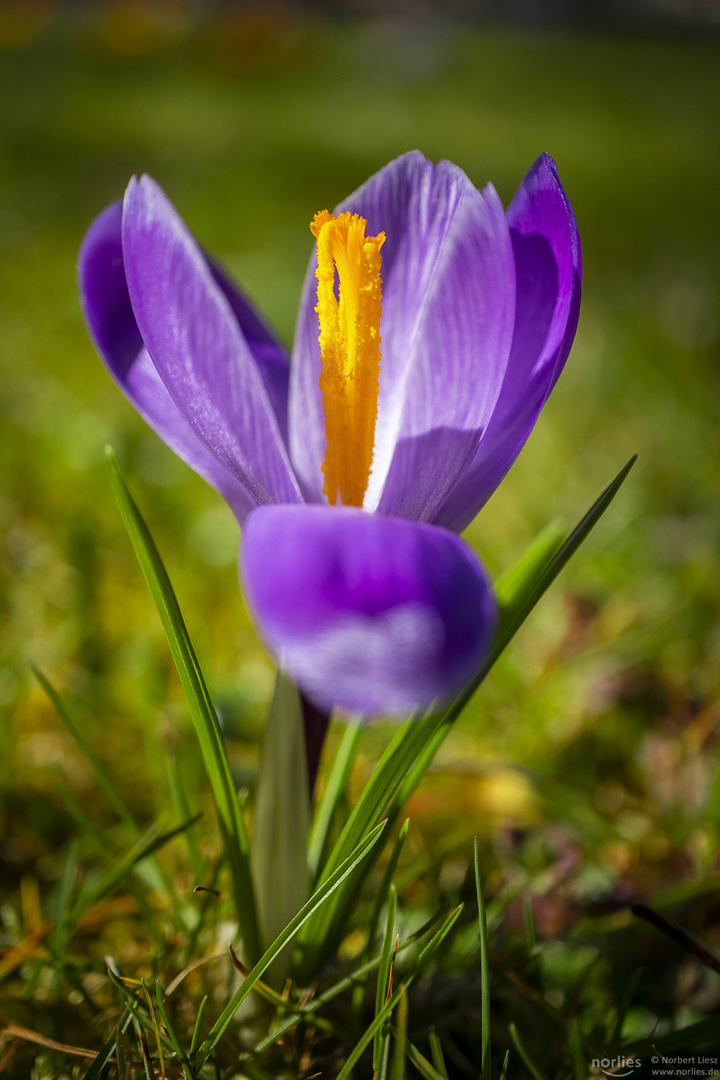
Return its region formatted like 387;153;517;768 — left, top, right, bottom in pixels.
240;504;496;717
122;175;302;509
79;201;253;522
434;154;582;533
288;152;517;522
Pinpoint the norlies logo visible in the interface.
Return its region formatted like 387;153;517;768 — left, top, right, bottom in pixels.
591;1057;642;1077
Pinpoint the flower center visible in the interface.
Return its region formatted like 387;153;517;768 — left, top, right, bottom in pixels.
310;209;385;508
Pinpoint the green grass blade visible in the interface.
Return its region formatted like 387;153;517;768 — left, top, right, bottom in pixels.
195;819;387;1067
428;1029;449;1079
499;1049;510;1080
390;986;408;1080
492;520;566;616
155;983;196;1079
490;454;637;664
105;447;260;964
70;813;200;924
509;1023;547;1080
608;965;643;1048
374;883;398;1069
167;751;205;879
31;664;138;833
190;995;208;1058
53;840;79;958
368;820;410;950
474;838;491;1080
82;1005;133;1080
407;1037;447;1080
308;715;364;879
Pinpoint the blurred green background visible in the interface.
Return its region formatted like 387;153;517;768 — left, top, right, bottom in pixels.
1;0;720;976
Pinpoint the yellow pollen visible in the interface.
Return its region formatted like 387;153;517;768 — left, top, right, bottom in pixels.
310;209;385;507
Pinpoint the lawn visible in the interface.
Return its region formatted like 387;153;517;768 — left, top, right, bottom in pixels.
1;11;720;1078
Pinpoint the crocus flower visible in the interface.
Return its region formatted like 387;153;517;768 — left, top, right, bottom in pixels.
79;152;580;718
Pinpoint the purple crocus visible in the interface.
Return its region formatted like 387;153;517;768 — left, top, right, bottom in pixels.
79;152;580;719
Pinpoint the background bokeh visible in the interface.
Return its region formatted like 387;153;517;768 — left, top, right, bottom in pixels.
1;0;720;1042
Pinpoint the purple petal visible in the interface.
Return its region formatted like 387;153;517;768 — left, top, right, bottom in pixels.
240;504;496;717
434;154;582;533
79;201;254;522
122;175;302;509
288;152;516;522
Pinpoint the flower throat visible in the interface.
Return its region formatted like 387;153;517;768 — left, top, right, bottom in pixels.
310;210;385;508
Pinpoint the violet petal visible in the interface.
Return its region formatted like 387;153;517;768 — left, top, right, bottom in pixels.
122;175;302;510
79;201;254;522
240;504;497;717
434;153;582;533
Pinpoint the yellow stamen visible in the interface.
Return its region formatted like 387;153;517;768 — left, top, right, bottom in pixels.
310;209;385;507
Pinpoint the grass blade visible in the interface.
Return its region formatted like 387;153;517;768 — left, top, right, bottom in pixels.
308;715;364;879
195;819;387;1066
105;447;260;964
189;995;208;1058
352;818;411;1015
374;884;398;1069
428;1029;449;1079
390;986;408;1080
82;1006;132;1080
155;983;196;1079
509;1022;547;1080
31;664;137;833
490;454;637;665
474;839;491;1080
70;814;200;925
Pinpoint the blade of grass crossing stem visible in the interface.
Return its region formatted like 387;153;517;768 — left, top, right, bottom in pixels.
337;905;463;1080
391;987;408;1080
105;447;260;964
195;820;386;1067
252;915;445;1058
386;458;637;839
297;710;444;976
353;819;410;1013
474;839;491;1080
428;1029;449;1079
374;884;398;1069
509;1023;548;1080
308;715;364;879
